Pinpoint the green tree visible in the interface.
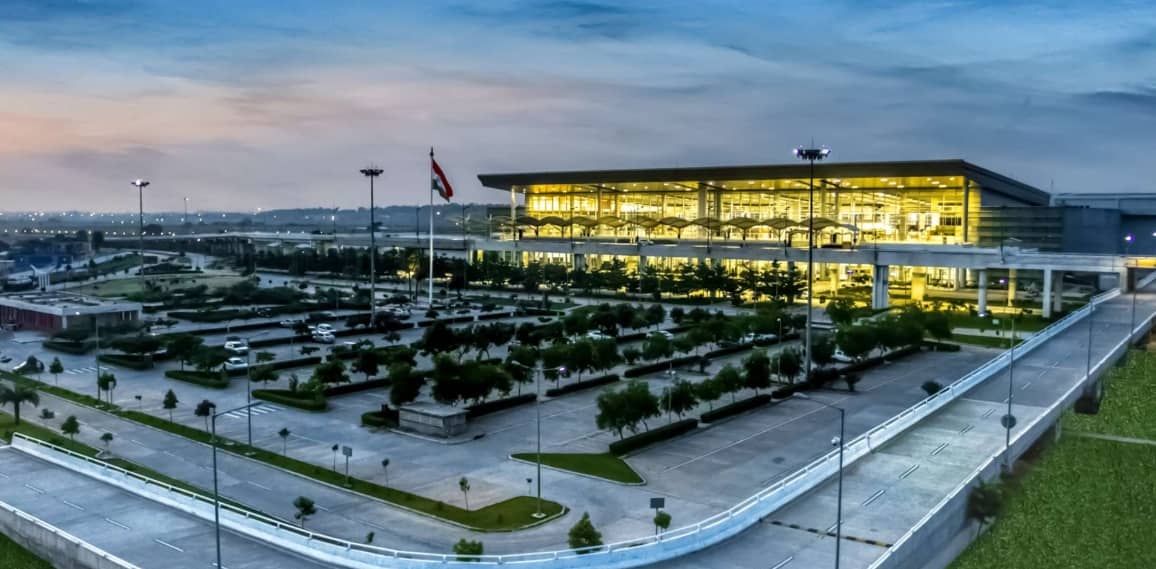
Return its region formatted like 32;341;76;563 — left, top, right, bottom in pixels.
293;496;317;528
774;348;803;384
96;372;117;403
193;347;231;373
622;347;642;364
565;339;597;383
742;350;773;394
653;510;672;535
644;304;666;330
459;476;471;511
311;359;349;385
924;311;953;344
381;458;390;486
99;432;114;454
568;512;603;553
352;349;381;381
714;364;744;403
669;307;685;324
49;357;64;384
194;399;215;431
162;389;179;421
622;380;660;432
453;538;484;562
0;385;39;425
389;364;423;407
844;373;862;392
835;325;875;362
642;333;674;362
61;415;80;440
967;480;1004;535
418;321;459;358
825;297;860;326
811;334;836;370
277;427;291;455
251;364;279;386
595;387;632;439
661;379;699;419
694;378;723;411
922;381;943;396
166;334;204;371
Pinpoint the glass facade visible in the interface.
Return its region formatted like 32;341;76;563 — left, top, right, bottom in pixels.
513;175;982;245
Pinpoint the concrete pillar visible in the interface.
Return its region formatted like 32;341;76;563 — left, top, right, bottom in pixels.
978;269;988;315
1054;271;1064;313
1042;269;1053;318
573;253;586;272
872;264;890;309
829;271;839;298
911;271;927;302
1007;269;1017;307
954;268;965;290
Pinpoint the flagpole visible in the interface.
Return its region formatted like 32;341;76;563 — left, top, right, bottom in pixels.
428;148;435;308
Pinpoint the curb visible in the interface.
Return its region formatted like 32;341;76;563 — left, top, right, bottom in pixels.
508;455;647;486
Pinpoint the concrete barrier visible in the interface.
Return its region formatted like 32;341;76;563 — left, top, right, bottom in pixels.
0;498;141;569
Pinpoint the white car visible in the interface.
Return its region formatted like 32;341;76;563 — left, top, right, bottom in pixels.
312;323;335;334
312;332;336;344
741;333;778;344
586;330;614;341
833;348;855;363
280;318;306;328
652;330;675;340
223;340;249;354
223;357;248;371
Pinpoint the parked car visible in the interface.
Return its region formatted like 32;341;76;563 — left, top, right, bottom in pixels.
319;311;338;319
586;330;614;341
741;332;778;345
833;348;855;363
652;330;675;340
312;323;335;334
280;317;306;328
223;340;249;354
312;332;336;344
223;357;248;371
11;358;43;374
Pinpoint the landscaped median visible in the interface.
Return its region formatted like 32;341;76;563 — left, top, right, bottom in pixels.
510;452;644;484
0;370;567;532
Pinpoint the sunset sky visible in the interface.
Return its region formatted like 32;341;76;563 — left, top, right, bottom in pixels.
1;0;1153;211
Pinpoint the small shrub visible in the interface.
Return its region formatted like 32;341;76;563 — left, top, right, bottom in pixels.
922;381;944;396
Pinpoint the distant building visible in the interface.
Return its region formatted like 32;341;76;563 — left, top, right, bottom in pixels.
0;292;141;332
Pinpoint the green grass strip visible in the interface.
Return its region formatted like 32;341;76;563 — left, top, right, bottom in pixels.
0;530;52;569
949;333;1024;349
512;452;643;484
1065;349;1156;441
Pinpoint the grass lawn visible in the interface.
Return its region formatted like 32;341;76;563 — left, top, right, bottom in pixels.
0;531;52;569
65;274;245;298
948;313;1052;332
511;453;644;484
950;436;1156;569
1065;350;1156;440
949;333;1024;349
0;372;565;531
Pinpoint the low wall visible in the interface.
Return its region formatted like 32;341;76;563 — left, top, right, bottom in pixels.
0;497;140;569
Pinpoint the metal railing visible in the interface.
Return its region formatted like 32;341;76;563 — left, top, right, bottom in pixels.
868;289;1141;568
9;290;1118;568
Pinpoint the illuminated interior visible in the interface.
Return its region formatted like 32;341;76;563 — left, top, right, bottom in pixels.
513;175;981;245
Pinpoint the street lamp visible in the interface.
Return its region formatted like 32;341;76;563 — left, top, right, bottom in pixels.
1124;234;1136;338
793;393;844;569
360;166;384;322
992;316;1016;472
242;330;273;449
793;146;831;383
509;360;565;518
211;401;262;569
131;179;149;292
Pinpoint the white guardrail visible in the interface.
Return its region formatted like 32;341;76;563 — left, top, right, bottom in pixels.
9;290;1120;569
0;497;143;569
869;287;1145;569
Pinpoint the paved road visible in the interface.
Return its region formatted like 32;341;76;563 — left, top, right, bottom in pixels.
0;446;327;569
665;287;1156;569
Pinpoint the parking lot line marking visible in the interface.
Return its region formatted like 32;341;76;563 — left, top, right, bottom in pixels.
247;481;272;491
981;408;996;419
0;471;9;479
154;538;184;552
663;405;829;472
862;489;886;507
898;464;919;480
770;556;794;569
959;424;974;436
1021;381;1032;390
104;517;131;530
315;505;330;512
23;483;45;494
61;499;85;511
930;442;950;456
129;439;147;447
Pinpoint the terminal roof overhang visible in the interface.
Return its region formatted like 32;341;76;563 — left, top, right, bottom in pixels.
479;159;1050;206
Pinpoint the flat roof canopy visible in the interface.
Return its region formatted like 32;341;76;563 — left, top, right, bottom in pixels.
479;159;1049;206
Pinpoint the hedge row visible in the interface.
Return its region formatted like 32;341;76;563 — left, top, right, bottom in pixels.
323;378;390;397
97;354;153;370
609;418;699;456
923;341;962;352
476;311;516;321
252;389;328;411
623;356;702;378
43;340;93;355
699;394;773;424
360;410;399;428
466;393;537;419
544;374;620;397
268;356;323;371
165;370;231;388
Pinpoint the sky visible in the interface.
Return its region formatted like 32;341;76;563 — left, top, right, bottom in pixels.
0;0;1154;212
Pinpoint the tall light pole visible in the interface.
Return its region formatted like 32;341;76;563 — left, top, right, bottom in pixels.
131;179;149;292
993;315;1016;472
242;330;272;449
360;167;384;321
509;360;565;518
794;393;844;569
1124;234;1137;340
793;146;831;383
211;401;261;569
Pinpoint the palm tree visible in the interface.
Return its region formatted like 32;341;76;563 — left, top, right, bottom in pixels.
0;385;40;425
